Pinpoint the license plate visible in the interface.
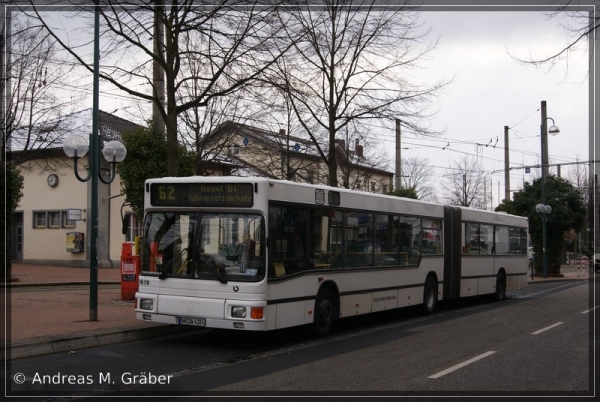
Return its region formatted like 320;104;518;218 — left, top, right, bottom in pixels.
177;317;206;326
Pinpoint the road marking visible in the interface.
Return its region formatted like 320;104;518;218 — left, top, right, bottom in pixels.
531;322;563;335
582;306;598;314
428;351;496;379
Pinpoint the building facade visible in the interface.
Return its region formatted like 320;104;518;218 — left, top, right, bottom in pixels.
204;121;394;193
10;109;141;267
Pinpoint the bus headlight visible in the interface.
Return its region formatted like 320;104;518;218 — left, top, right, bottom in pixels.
140;299;154;311
231;306;247;318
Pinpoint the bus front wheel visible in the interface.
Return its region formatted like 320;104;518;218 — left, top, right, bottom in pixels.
313;287;335;336
422;275;437;315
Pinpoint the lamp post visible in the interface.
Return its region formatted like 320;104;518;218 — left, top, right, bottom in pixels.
63;135;126;321
62;0;127;321
538;101;560;278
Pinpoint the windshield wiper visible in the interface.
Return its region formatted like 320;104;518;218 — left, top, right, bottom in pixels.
158;247;187;280
199;252;227;284
158;263;172;280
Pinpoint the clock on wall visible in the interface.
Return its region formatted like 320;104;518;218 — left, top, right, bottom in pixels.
47;174;59;187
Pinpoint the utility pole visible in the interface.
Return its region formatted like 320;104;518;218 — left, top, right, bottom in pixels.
153;0;165;132
504;126;510;202
541;100;550;178
280;129;289;180
463;173;467;206
484;179;487;209
395;119;401;190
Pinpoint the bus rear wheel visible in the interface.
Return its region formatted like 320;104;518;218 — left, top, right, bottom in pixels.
494;272;506;301
313;287;335;336
422;275;437;315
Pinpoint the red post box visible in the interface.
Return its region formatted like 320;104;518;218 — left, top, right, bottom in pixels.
121;242;140;300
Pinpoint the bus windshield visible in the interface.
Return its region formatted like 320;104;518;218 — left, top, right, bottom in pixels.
141;212;265;282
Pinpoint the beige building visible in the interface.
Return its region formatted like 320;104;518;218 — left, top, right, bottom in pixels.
10;109;141;267
204;121;394;193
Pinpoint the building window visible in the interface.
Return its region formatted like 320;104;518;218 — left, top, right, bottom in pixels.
48;211;61;228
34;210;79;228
62;211;76;228
124;213;140;242
33;211;47;228
227;144;240;155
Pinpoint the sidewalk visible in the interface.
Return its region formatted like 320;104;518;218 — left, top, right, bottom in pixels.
525;262;594;283
2;263;196;361
2;262;593;361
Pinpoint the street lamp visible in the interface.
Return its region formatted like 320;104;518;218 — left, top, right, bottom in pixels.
61;0;127;321
63;134;126;321
539;105;560;279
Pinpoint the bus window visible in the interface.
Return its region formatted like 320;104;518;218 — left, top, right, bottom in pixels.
141;212;265;281
308;208;333;269
495;226;510;254
422;218;443;255
268;205;307;276
465;222;480;254
400;216;421;264
480;224;493;254
374;214;400;266
345;211;374;267
509;227;528;254
465;222;493;255
327;211;344;268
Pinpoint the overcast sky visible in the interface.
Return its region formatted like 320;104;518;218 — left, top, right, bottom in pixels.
82;4;591;208
394;8;590;206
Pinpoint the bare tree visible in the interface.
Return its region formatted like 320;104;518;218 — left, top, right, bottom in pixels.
336;124;392;192
401;157;436;201
510;2;597;69
28;1;294;176
3;15;84;168
179;95;255;176
270;0;447;187
442;155;487;208
244;77;324;182
566;161;591;210
252;80;394;187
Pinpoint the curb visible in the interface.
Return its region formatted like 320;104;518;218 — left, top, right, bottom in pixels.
2;325;201;361
5;281;122;288
526;277;590;285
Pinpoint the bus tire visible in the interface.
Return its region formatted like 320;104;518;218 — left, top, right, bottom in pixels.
313;287;335;336
422;275;437;315
494;272;506;301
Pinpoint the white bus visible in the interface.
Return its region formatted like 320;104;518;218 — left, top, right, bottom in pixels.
135;177;528;335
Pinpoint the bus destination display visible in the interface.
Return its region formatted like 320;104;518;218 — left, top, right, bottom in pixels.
150;183;254;207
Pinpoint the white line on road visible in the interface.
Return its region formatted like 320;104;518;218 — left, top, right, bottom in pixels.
582;306;598;314
428;351;496;379
531;322;564;335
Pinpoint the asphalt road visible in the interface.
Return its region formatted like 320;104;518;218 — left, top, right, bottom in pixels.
5;279;596;399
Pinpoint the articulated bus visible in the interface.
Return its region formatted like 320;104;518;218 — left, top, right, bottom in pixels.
135;177;528;335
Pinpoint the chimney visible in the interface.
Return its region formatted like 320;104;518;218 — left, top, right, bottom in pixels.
355;139;363;158
356;145;364;158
